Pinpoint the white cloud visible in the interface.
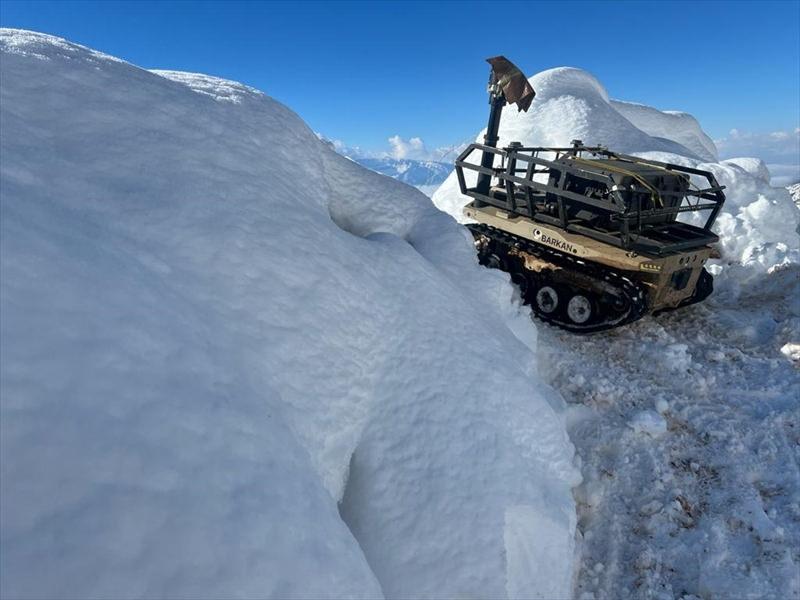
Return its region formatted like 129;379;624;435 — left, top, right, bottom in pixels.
715;127;799;163
385;135;429;160
382;136;471;163
318;132;469;165
715;127;800;186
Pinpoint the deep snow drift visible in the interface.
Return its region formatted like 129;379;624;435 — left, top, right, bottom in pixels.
434;65;800;599
0;30;580;598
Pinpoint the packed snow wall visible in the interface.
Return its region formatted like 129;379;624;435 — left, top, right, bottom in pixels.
0;30;580;599
433;67;800;278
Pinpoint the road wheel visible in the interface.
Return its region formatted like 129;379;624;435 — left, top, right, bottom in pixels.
535;285;559;315
566;293;593;325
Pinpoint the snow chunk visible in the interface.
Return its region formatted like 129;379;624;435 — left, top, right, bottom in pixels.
628;411;668;437
780;342;800;363
788;183;800;207
664;343;692;372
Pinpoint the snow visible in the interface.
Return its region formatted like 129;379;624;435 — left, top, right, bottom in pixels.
3;30;798;600
790;183;800;208
0;29;579;599
610;100;719;163
540;274;800;599
780;342;800;363
431;63;800;598
722;157;772;183
434;67;713;226
628;411;668;437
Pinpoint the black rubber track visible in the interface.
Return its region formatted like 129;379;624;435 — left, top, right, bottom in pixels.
468;223;650;334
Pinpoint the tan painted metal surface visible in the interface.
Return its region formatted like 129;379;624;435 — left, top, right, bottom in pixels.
464;203;713;311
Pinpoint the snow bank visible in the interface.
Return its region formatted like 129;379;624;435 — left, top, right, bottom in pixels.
611;100;718;162
433;68;703;218
484;69;701;160
721;157;771;183
432;67;800;277
0;29;579;598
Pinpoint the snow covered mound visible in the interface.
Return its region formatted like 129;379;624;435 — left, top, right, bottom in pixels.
721;157;772;183
433;67;800;276
469;69;703;163
610;100;718;162
0;29;580;599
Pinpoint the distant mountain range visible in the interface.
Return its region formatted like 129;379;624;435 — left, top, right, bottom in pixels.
354;158;452;196
318;134;465;196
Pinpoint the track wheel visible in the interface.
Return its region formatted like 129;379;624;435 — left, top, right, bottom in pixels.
566;293;594;325
535;285;559;315
512;272;529;296
484;252;504;270
508;259;530;300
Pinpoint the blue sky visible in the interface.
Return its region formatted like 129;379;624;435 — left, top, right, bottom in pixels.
2;0;798;158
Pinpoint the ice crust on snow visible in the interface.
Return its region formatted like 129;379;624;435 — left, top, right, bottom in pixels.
0;29;580;599
433;67;800;278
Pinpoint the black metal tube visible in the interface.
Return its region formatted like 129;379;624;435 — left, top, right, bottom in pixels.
475;93;506;200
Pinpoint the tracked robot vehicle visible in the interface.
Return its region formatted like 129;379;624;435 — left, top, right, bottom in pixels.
456;57;726;332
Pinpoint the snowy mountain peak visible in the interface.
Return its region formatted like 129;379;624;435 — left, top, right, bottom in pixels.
523;67;717;162
529;66;611;102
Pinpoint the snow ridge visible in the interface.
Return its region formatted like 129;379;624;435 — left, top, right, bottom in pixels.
0;28;579;599
610;100;719;162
